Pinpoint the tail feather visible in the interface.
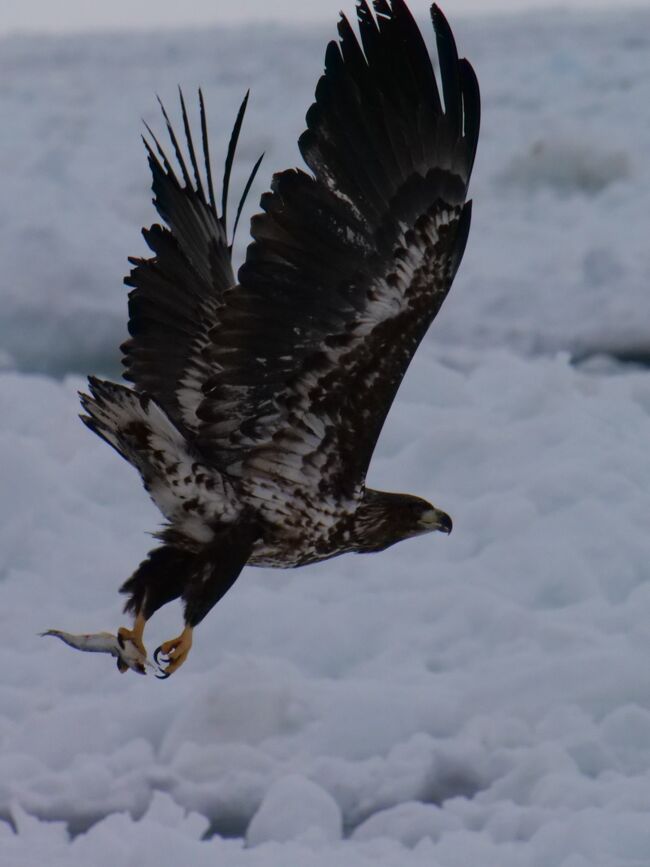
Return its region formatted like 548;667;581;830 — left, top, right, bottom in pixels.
80;377;238;539
80;376;185;467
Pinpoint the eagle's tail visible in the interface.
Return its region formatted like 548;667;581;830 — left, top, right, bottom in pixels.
80;378;234;536
79;377;186;470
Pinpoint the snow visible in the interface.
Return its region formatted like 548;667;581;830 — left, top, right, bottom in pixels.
246;775;343;845
2;4;650;867
2;346;650;865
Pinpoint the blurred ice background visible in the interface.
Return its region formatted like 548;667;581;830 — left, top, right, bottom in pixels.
1;4;650;866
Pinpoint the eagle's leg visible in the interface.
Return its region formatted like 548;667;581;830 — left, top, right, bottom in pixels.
153;524;259;677
116;545;195;673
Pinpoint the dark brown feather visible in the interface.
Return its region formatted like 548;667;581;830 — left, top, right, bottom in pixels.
80;2;480;635
194;2;479;500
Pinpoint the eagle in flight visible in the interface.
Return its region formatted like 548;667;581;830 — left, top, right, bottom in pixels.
79;0;479;677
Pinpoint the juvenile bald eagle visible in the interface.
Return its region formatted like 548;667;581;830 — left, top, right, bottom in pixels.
80;0;479;676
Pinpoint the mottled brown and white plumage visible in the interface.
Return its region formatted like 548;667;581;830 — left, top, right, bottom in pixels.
79;0;479;676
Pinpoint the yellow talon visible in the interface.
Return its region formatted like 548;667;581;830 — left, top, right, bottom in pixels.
155;626;193;676
117;612;147;671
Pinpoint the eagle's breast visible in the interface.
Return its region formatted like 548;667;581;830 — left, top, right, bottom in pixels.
244;479;360;567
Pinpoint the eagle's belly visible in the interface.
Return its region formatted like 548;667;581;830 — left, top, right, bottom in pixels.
248;531;351;568
244;485;359;568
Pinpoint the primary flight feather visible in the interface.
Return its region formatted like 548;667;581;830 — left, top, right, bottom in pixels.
77;0;479;676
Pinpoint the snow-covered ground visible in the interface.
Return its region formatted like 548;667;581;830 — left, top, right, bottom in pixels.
2;5;650;867
3;350;650;867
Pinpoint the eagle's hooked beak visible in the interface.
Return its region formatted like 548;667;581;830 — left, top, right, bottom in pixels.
419;508;453;534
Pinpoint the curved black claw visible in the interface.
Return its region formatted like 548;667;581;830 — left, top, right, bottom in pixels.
153;644;168;666
153;644;171;678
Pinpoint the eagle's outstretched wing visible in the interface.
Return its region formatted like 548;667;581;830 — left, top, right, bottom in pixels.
121;91;263;437
194;1;479;497
121;1;479;502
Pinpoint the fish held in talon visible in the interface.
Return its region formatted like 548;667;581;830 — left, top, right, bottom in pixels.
42;629;152;675
69;1;479;678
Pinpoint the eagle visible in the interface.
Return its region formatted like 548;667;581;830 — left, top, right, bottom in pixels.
79;0;479;677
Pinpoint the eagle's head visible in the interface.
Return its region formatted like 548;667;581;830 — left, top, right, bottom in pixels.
353;489;452;553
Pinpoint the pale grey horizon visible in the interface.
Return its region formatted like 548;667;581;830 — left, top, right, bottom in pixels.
2;0;649;37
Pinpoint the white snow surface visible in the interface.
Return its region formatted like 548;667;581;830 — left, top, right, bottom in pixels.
0;7;649;374
2;346;650;866
2;4;650;867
